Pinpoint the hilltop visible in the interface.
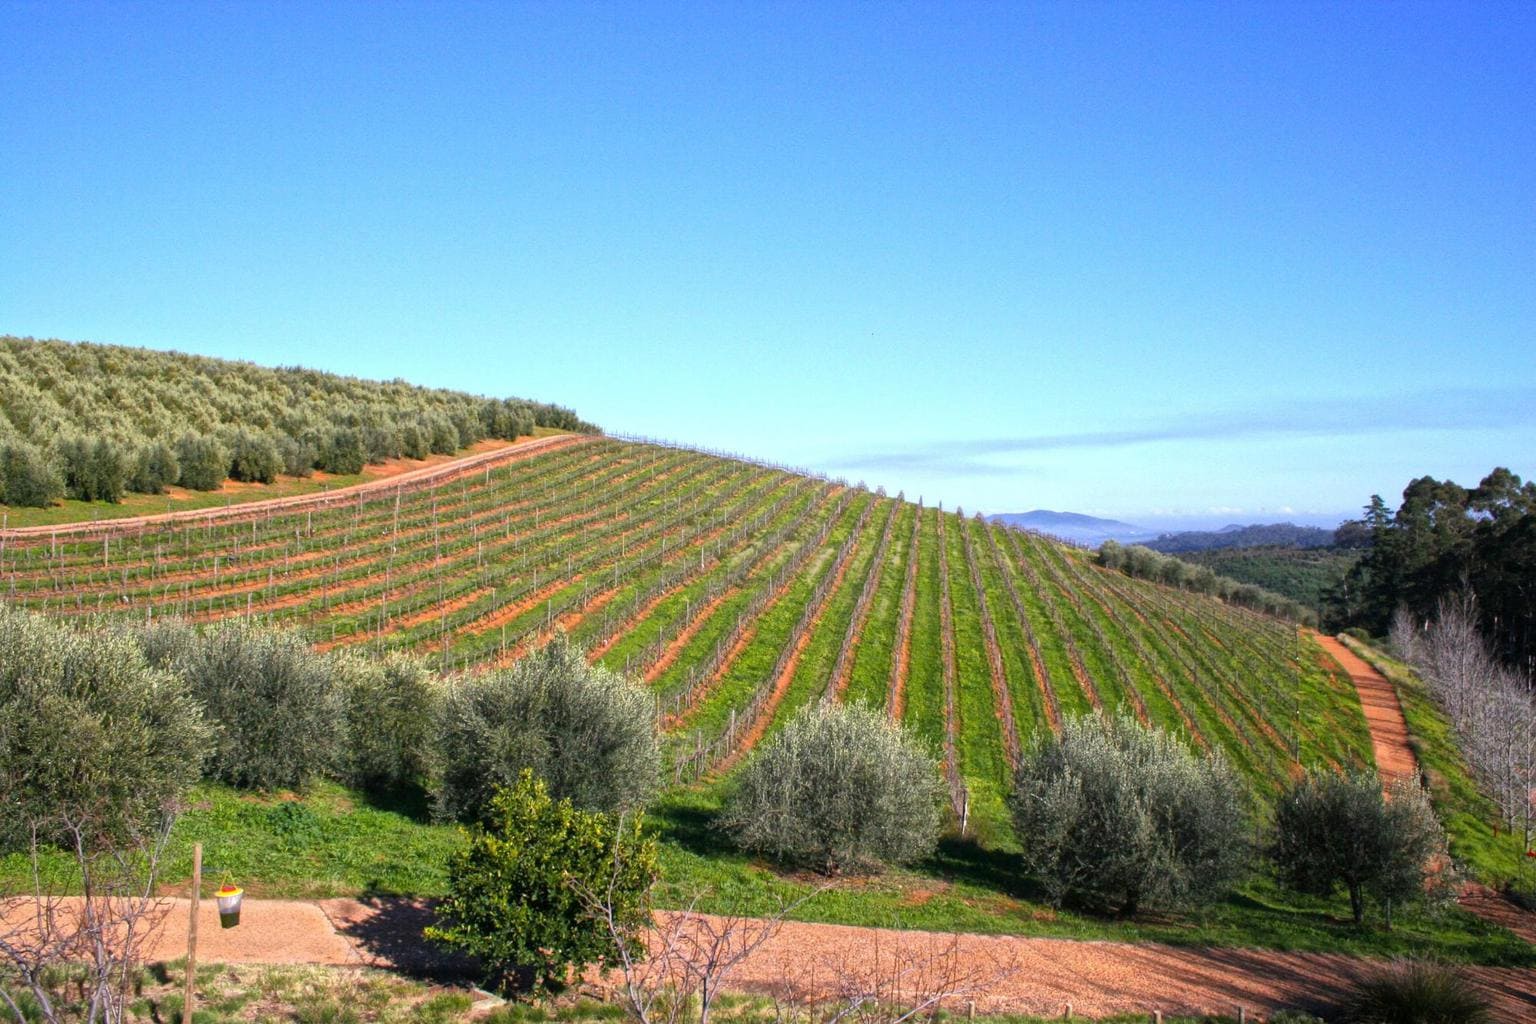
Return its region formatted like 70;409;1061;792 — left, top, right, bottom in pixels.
0;336;595;508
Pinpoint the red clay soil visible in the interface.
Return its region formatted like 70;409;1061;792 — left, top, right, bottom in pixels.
0;434;591;540
885;515;920;721
1315;633;1418;785
19;897;1534;1021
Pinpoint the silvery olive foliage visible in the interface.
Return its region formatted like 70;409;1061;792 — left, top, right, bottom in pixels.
0;606;208;849
433;633;660;822
1009;713;1250;916
722;702;945;872
0;335;595;505
141;617;343;791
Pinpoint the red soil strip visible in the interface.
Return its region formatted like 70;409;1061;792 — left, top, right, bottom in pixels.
1314;633;1418;785
1023;643;1059;731
0;434;590;540
715;531;866;772
645;591;732;681
886;512;920;721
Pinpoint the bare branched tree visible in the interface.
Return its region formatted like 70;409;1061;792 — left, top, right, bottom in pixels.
574;829;828;1024
0;801;175;1024
1406;593;1536;878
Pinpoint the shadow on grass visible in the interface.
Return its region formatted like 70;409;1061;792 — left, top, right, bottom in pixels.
649;796;736;858
925;835;1036;900
355;781;435;824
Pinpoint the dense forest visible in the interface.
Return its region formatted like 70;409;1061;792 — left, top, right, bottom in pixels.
1146;522;1336;553
0;337;597;506
1173;547;1360;612
1328;468;1535;674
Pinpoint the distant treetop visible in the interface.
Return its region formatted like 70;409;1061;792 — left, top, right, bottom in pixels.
0;336;599;506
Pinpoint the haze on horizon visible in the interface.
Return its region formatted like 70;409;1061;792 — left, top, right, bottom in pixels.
3;3;1531;522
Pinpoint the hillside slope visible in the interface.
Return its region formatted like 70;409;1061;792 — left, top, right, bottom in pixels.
0;438;1373;835
0;336;595;505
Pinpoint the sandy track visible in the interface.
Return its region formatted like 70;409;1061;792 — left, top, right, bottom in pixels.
14;897;1532;1020
0;434;592;541
1314;633;1418;784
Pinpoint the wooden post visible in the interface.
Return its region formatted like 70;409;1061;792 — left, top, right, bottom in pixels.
183;842;202;1024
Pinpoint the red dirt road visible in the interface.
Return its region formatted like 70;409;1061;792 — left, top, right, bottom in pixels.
1315;633;1418;784
12;897;1534;1020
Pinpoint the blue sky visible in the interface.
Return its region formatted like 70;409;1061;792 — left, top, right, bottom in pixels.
4;2;1532;525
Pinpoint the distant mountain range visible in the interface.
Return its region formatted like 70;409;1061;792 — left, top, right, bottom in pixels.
989;510;1339;551
987;510;1155;545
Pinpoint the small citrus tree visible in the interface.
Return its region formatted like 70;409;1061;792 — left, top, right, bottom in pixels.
426;770;657;995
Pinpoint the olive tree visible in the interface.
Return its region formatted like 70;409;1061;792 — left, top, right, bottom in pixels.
721;703;944;872
1271;770;1446;926
1009;713;1251;915
433;633;659;821
0;608;208;1024
142;618;343;790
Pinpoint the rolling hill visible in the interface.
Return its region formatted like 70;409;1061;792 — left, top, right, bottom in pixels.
0;435;1374;835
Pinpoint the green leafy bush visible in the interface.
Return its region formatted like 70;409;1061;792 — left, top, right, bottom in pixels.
1337;958;1490;1024
1009;713;1251;915
1272;770;1447;926
426;770;657;994
337;652;437;793
175;434;228;491
226;429;282;483
144;618;343;791
433;634;659;822
0;441;64;507
0;607;208;848
722;702;944;872
129;440;180;493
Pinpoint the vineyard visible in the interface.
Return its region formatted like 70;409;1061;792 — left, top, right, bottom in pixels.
0;436;1374;836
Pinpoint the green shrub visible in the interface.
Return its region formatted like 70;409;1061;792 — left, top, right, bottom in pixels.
1271;770;1446;926
129;440;180;494
722;703;944;872
1009;713;1251;915
278;435;318;477
320;429;366;475
336;652;437;793
145;618;343;790
432;634;659;822
227;430;282;484
430;635;657;822
55;435;129;502
426;770;657;994
0;608;207;848
1337;959;1490;1024
0;441;64;506
176;433;228;490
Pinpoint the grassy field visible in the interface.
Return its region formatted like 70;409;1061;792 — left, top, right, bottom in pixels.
6;778;1529;968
